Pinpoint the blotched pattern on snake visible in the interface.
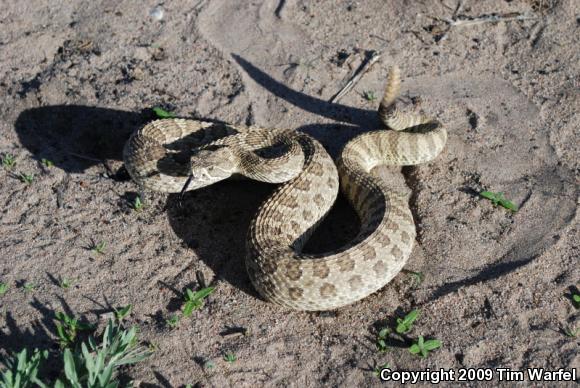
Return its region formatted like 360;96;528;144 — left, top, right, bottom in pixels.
123;66;447;310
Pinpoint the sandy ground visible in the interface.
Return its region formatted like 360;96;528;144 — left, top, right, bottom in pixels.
0;0;578;386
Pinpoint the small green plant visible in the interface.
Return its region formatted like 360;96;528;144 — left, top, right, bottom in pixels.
376;327;390;353
396;310;420;334
59;278;72;289
152;107;176;119
479;191;518;212
2;153;16;169
0;348;49;388
563;326;579;338
19;173;34;184
166;315;180;328
223;352;236;363
203;360;215;370
182;287;215;317
55;312;95;348
0;282;8;296
91;241;106;255
572;293;580;308
23;283;35;292
405;270;424;286
373;363;390;377
362;90;377;101
409;336;441;358
41;158;54;168
133;196;143;211
147;342;159;353
113;304;132;322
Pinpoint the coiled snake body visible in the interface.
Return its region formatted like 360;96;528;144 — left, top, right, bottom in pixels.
124;67;447;310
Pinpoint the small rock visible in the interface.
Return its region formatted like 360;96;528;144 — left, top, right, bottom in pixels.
150;5;164;21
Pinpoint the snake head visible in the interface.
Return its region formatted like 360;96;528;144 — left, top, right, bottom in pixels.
189;144;238;185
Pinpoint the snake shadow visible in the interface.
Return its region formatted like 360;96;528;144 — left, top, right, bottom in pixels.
13;105;153;173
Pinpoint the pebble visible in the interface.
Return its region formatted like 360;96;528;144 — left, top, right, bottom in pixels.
149;5;164;21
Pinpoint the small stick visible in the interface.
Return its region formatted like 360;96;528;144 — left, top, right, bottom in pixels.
448;13;537;27
430;11;536;42
329;50;381;103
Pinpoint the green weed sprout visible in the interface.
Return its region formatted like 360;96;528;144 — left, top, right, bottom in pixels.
223;353;236;363
396;310;420;334
2;154;16;169
362;90;377;101
572;293;580;308
479;191;518;212
0;282;7;296
376;327;390;353
373;363;390;377
113;305;132;322
405;270;424;286
92;241;106;255
563;326;579;338
19;173;34;184
23;283;35;293
166;315;180;328
133;196;143;212
41;159;54;168
409;336;441;358
60;278;72;289
0;348;49;388
183;287;215;317
55;312;95;348
152;107;176;119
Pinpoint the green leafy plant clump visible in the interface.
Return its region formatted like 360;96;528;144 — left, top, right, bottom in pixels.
373;308;442;362
0;348;48;388
0;320;152;388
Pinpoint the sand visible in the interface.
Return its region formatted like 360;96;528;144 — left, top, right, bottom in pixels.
0;0;578;386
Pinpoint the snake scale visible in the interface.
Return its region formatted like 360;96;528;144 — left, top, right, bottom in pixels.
123;66;447;310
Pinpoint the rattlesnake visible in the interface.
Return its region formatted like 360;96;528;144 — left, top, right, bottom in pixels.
123;66;447;310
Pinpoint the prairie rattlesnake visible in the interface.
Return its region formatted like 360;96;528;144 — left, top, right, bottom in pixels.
123;66;447;310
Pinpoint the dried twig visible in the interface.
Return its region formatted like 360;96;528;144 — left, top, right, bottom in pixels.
329;51;381;103
430;1;537;42
442;13;537;27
